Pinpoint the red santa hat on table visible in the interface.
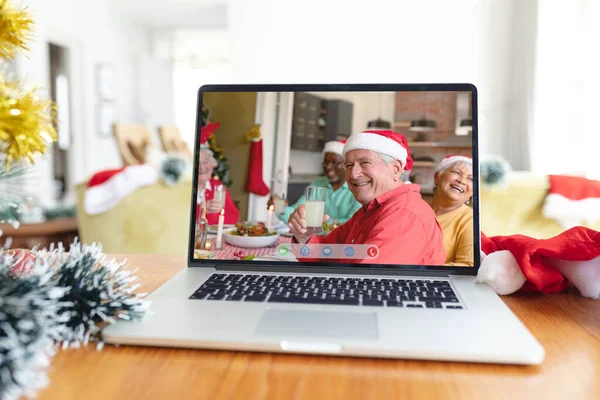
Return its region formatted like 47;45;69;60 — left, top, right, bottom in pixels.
323;139;347;156
477;227;600;299
436;155;472;173
342;130;414;171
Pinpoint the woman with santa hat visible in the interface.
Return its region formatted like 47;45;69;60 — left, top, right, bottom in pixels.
288;130;446;265
269;139;361;225
196;123;239;225
430;155;474;266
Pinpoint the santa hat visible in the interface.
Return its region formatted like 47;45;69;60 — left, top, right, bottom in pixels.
323;139;347;156
478;227;600;299
542;175;600;230
342;130;413;170
84;164;158;215
200;122;220;153
436;155;472;173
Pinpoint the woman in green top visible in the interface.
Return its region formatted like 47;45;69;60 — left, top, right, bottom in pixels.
269;140;361;225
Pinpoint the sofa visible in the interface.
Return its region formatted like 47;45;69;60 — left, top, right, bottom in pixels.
480;172;600;239
76;172;599;256
76;180;193;256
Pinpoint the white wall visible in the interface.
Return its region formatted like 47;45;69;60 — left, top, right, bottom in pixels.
16;0;152;206
172;29;232;150
289;150;323;176
227;0;516;163
504;0;538;171
138;53;175;145
530;1;600;177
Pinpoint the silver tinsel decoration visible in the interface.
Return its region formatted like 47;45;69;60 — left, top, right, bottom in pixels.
0;251;68;400
160;155;187;186
38;241;150;348
0;241;149;399
480;156;512;187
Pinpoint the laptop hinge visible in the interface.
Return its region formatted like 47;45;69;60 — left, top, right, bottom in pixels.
214;264;451;277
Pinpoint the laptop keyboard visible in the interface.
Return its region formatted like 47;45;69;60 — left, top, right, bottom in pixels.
189;274;463;309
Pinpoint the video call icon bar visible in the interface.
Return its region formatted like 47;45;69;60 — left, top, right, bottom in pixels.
276;244;380;260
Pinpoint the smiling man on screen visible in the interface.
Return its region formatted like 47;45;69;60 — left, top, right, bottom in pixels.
288;130;446;265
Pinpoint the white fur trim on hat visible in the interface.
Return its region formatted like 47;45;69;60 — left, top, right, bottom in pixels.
542;194;600;230
84;164;158;215
323;141;345;156
342;132;407;166
436;156;472;173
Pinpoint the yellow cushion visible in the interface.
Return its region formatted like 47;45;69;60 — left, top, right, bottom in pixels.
480;172;600;238
76;180;192;256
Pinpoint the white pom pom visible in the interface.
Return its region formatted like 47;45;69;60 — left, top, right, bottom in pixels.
476;250;526;295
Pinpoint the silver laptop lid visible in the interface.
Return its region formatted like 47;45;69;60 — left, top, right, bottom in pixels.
188;84;479;275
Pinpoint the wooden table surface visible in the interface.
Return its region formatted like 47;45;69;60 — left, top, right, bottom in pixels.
38;254;600;400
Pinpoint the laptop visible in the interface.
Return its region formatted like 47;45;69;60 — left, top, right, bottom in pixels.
103;84;544;365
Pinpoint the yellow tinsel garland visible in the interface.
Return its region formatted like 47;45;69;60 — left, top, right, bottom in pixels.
0;0;34;60
0;77;58;167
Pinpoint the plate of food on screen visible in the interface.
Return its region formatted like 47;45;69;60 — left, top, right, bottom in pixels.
223;222;280;248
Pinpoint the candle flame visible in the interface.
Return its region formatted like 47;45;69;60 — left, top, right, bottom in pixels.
268;205;274;211
220;208;225;216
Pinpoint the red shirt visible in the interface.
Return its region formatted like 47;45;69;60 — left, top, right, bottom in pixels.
306;184;446;265
196;178;239;225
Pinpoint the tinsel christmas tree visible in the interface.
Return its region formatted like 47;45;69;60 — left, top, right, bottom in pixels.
0;0;58;229
202;102;232;187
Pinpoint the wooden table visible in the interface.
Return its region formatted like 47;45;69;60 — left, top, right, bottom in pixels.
39;254;600;400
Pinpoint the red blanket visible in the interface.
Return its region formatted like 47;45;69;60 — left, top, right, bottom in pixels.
481;227;600;293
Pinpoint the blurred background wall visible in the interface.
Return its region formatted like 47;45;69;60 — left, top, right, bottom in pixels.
10;0;600;208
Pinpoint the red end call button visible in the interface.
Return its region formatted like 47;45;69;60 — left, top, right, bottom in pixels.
367;246;379;258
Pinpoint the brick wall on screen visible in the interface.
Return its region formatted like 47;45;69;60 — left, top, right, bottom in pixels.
394;91;472;187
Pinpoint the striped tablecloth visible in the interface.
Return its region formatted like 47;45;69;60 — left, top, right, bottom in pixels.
210;236;292;260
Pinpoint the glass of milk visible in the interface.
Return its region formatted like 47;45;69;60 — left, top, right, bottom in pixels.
213;184;225;207
274;193;287;215
304;187;327;234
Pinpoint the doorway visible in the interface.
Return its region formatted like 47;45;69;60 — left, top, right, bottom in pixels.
48;43;72;202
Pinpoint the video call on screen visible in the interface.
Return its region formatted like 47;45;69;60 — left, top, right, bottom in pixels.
194;90;475;267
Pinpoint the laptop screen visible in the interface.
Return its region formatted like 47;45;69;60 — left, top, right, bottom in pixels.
190;84;479;272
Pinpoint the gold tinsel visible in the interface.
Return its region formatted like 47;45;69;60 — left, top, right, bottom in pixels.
0;0;34;60
245;125;261;142
208;135;222;154
0;76;58;167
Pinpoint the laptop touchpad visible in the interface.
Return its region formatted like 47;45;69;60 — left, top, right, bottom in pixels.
254;309;378;340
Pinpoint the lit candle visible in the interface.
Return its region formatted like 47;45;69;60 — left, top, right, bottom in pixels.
267;205;274;231
204;239;213;251
216;208;225;249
